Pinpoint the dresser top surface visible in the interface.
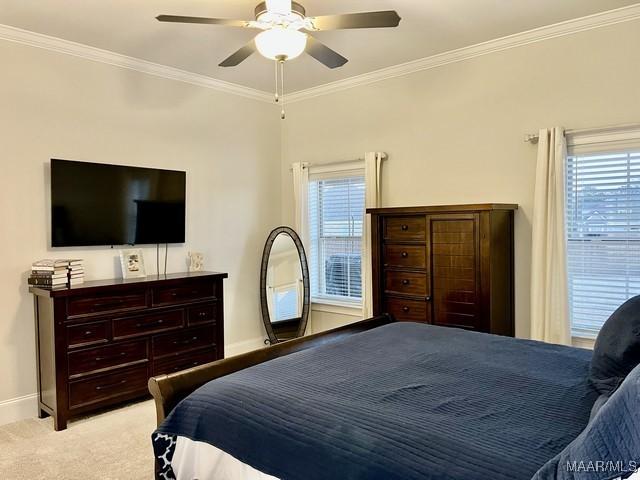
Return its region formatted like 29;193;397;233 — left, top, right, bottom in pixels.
29;271;228;298
366;203;518;215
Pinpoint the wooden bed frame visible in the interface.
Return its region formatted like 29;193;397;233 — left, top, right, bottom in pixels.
148;314;395;426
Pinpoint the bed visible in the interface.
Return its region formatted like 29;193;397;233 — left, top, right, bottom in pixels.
149;315;618;480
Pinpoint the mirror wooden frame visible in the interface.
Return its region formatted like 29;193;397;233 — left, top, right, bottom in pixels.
260;226;310;344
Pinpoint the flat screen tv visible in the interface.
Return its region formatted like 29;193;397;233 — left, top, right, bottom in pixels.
51;159;186;247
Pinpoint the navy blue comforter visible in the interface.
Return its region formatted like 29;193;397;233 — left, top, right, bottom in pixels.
155;323;597;480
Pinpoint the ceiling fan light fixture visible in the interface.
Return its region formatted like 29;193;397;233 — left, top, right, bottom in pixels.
255;28;307;61
265;0;292;16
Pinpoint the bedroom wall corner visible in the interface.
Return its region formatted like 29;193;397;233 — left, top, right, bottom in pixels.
0;39;282;425
281;18;640;338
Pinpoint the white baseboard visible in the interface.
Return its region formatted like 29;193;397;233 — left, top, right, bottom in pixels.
0;338;266;427
0;393;38;426
225;337;266;357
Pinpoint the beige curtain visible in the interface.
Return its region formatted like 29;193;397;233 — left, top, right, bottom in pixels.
291;162;309;247
530;128;571;345
362;152;385;318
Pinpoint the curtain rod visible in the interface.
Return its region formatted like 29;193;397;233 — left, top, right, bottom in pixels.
524;122;640;144
288;154;388;171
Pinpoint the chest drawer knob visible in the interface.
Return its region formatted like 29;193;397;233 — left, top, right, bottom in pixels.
402;279;410;285
401;252;408;258
401;224;409;231
402;306;410;313
84;330;93;336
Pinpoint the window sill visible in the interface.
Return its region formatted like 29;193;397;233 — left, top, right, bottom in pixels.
572;336;596;350
311;298;362;317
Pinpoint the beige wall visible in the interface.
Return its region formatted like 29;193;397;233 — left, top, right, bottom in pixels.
281;20;640;337
0;40;281;420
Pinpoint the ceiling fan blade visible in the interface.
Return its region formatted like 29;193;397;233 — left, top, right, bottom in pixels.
156;15;253;28
306;36;348;69
306;11;401;31
219;40;257;67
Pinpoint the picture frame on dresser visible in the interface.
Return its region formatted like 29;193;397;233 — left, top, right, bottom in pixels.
119;249;146;279
30;271;227;430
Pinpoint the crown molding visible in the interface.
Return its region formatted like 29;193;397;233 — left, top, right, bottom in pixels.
1;3;640;105
287;3;640;103
0;23;273;103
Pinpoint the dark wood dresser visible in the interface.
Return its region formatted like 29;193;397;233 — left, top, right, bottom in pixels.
30;271;227;430
368;204;516;336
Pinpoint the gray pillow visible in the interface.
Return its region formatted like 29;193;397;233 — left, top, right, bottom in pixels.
589;295;640;395
533;363;640;480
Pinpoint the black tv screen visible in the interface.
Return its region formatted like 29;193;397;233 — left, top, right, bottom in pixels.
51;159;186;247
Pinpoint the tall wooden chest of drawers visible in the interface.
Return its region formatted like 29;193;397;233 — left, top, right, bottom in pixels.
30;271;227;430
368;204;516;336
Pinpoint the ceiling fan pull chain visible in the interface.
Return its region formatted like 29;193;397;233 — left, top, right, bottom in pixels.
274;60;279;103
280;59;286;120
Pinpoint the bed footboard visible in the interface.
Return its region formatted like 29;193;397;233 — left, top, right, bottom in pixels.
148;314;395;426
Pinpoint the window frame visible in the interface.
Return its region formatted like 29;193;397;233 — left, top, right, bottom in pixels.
565;127;640;339
307;161;365;308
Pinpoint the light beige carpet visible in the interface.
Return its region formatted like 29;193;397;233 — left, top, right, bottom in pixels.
0;400;155;480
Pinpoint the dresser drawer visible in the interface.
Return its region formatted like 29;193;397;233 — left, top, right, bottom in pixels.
188;304;217;326
68;365;149;409
383;244;427;269
384;216;426;241
385;297;431;323
67;321;109;349
67;290;147;317
68;340;148;378
154;348;218;376
152;282;215;306
384;271;429;297
153;325;215;358
113;310;184;340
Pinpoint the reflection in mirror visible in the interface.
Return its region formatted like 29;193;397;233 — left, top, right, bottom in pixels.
267;233;302;340
260;227;310;344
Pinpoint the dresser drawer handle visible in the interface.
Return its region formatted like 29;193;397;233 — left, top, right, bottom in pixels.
401;279;410;285
95;379;127;391
84;330;94;336
95;352;127;362
402;306;410;313
174;336;198;345
401;252;408;258
135;319;164;328
401;224;409;231
199;312;208;317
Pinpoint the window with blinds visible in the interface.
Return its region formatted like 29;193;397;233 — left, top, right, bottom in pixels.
566;146;640;338
273;284;299;322
308;172;365;304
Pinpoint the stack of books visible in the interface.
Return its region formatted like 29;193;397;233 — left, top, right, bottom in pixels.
68;259;85;286
29;259;71;288
28;259;85;289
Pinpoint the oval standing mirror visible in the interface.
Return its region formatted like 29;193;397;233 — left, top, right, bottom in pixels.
260;226;310;344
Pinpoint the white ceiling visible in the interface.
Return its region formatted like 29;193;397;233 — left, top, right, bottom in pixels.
1;0;638;93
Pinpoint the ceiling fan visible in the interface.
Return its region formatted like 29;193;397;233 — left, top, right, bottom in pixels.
157;0;401;118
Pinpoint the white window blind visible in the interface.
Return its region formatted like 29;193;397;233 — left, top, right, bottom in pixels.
273;284;299;322
308;171;365;304
566;141;640;337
